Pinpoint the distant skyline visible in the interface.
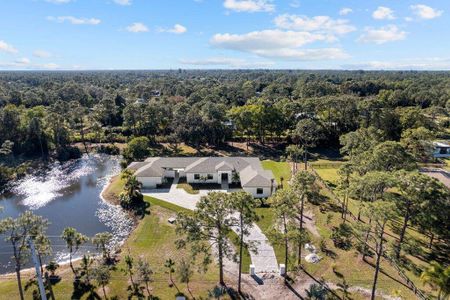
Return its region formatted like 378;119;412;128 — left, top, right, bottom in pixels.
0;0;449;70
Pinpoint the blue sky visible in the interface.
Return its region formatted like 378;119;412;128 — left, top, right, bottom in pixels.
0;0;449;70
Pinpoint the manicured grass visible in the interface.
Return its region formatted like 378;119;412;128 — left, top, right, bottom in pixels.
101;174;126;204
261;160;291;186
107;196;220;299
146;196;251;274
310;159;343;187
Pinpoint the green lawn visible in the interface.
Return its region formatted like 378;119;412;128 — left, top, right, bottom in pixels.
261;160;291;186
310;159;343;187
146;196;251;274
107;195;220;299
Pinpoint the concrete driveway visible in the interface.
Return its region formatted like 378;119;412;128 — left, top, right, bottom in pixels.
143;179;279;274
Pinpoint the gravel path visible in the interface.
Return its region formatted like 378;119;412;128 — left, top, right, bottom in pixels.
143;182;279;274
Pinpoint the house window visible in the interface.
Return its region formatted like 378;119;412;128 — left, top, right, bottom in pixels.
207;174;213;180
194;174;200;180
256;188;264;195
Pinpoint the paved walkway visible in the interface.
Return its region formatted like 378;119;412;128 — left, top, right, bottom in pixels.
143;183;279;274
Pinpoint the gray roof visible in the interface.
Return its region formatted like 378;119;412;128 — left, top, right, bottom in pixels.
215;161;234;171
239;165;274;187
128;157;275;187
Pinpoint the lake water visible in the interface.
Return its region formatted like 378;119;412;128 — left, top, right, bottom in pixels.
0;154;133;273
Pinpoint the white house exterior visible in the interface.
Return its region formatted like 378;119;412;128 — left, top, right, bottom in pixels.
127;157;276;198
433;142;450;158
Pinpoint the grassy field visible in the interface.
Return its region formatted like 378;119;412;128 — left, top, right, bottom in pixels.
308;159;442;299
261;160;291;186
107;195;222;299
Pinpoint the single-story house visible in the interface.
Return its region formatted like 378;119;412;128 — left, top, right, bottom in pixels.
433;142;450;158
127;157;276;198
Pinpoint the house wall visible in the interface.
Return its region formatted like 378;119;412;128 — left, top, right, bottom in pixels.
243;187;271;198
137;177;162;189
164;170;175;178
164;170;186;178
186;172;218;184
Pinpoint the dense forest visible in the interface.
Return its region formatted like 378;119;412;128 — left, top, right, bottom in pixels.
0;70;449;188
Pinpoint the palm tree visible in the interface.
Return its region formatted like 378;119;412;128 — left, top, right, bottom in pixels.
137;258;153;297
124;255;135;285
305;283;329;300
45;260;60;277
61;227;88;275
94;265;111;300
164;258;176;287
124;175;142;199
177;258;193;298
420;261;450;300
92;232;113;262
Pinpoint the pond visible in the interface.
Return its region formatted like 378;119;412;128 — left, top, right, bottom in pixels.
0;154;133;273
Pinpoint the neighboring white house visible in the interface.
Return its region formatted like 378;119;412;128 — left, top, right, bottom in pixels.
127;157;276;198
433;142;450;158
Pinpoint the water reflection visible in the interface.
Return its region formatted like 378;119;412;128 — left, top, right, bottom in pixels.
0;154;133;273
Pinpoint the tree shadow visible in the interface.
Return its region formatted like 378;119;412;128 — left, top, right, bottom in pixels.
71;280;101;300
301;267;343;300
133;200;151;219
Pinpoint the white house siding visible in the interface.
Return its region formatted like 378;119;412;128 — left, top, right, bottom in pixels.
243;187;271;198
186;172;218;184
137;177;162;189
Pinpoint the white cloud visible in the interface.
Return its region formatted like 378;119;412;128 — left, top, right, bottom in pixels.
33;50;52;58
15;57;31;65
159;24;187;34
0;58;60;70
223;0;275;13
180;57;274;68
126;22;149;33
45;0;72;4
410;4;443;20
358;25;406;44
212;30;329;50
210;30;349;61
47;16;101;25
372;6;395;20
0;40;18;54
343;57;450;70
113;0;131;5
339;8;353;16
274;14;356;35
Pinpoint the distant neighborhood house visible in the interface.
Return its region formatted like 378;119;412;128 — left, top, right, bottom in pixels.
433;141;450;158
128;157;276;198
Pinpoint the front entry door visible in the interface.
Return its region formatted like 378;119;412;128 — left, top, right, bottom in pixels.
221;172;228;183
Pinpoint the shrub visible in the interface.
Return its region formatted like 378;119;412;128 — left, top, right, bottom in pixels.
96;144;120;155
56;146;82;161
331;223;353;250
